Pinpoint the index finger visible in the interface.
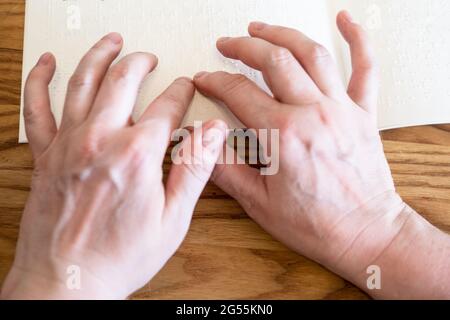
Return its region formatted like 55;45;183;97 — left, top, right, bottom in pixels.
217;36;321;105
194;71;277;129
138;77;195;138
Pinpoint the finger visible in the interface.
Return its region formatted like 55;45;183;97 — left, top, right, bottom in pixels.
137;77;195;162
24;52;57;158
216;37;321;105
61;33;123;128
164;120;227;226
138;77;195;137
88;52;158;129
249;22;346;99
194;71;276;128
337;11;379;114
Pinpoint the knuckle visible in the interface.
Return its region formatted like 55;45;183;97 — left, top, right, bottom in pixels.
78;127;101;161
267;47;294;67
107;64;133;83
84;44;120;65
278;119;312;154
307;43;331;62
359;59;376;72
222;74;250;96
273;113;305;142
360;55;379;73
68;72;95;90
24;102;43;123
278;27;303;42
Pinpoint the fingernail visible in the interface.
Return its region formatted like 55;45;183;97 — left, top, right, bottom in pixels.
103;32;122;44
342;11;355;23
250;21;267;31
38;52;52;66
203;121;227;150
194;71;209;79
217;37;231;43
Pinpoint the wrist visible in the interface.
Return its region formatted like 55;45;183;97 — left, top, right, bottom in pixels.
317;191;408;272
1;265;123;300
363;206;450;299
322;192;450;299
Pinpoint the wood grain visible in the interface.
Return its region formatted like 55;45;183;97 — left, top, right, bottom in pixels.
0;0;449;300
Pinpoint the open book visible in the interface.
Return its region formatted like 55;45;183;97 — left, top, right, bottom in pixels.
19;0;450;142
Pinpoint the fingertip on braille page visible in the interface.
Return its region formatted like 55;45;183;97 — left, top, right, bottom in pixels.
37;52;53;66
340;10;355;24
102;32;123;44
249;21;268;31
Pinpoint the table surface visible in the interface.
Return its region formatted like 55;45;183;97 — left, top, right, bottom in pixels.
1;0;449;300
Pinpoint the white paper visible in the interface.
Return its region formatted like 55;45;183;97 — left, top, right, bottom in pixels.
19;0;336;142
331;0;450;130
22;0;450;143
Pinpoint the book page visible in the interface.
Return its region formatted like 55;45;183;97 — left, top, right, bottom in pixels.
19;0;337;142
330;0;450;131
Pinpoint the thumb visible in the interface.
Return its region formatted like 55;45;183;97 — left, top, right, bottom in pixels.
212;144;266;215
164;120;228;223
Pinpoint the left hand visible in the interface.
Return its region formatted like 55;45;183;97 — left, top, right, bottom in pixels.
1;33;227;299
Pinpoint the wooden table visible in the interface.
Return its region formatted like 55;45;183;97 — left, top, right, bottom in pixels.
1;0;449;300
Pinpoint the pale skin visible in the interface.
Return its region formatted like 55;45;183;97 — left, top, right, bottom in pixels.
1;11;449;300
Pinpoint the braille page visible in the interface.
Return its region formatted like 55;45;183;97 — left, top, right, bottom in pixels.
331;0;450;131
19;0;337;142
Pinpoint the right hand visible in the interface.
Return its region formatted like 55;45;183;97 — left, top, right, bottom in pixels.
194;12;409;291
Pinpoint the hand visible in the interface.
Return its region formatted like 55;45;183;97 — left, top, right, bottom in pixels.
1;33;227;299
194;11;450;298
